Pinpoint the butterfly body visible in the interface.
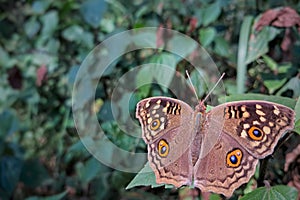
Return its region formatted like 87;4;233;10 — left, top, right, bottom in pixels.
136;97;295;197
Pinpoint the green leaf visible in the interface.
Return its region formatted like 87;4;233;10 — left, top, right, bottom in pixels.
136;66;153;97
202;1;221;26
264;78;287;94
41;10;58;37
25;191;68;200
0;46;12;68
245;26;281;64
276;76;300;98
24;17;41;38
80;0;107;28
190;69;208;98
262;55;278;71
126;162;163;189
240;185;298;200
31;0;51;14
100;18;115;33
295;120;300;135
199;27;216;47
214;36;230;57
168;34;197;59
76;158;103;184
222;94;296;109
62;25;84;42
151;53;177;92
136;53;178;94
0;109;20;139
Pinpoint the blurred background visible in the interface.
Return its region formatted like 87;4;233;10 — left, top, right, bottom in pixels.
0;0;299;199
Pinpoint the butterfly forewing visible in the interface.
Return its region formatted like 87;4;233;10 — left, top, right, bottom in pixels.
136;97;196;187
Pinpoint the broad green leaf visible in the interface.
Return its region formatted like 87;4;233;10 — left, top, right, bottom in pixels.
202;1;221;26
264;78;287;94
0;109;20;139
136;66;153;97
222;94;296;109
100;18;115;33
126;162;163;189
76;158;102;184
0;45;14;68
136;53;178;94
62;25;94;48
25;191;68;200
24;17;41;38
276;76;300;98
199;27;216;47
80;0;107;28
208;193;222;200
62;25;84;42
151;53;177;92
31;0;51;14
295;119;300;135
168;34;197;60
190;69;208;98
245;26;281;64
240;185;298;200
214;36;230;57
41;10;58;37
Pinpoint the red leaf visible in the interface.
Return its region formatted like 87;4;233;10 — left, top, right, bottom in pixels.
188;17;198;33
36;65;47;86
255;7;300;31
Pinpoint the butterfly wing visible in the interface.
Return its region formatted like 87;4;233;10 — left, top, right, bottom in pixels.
213;100;295;159
136;97;196;187
194;100;295;197
194;133;258;197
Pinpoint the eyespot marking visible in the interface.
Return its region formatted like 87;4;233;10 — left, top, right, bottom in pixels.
248;126;264;141
150;119;161;131
226;149;243;168
158;139;169;157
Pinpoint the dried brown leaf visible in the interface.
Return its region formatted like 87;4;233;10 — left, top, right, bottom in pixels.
255;7;300;31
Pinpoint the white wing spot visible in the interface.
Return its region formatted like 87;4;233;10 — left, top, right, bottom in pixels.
256;110;265;116
256;104;262;109
263;126;271;134
253;121;260;125
243;124;250;129
260;116;266;122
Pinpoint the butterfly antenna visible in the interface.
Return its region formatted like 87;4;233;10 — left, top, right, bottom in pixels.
202;73;225;103
186;70;199;101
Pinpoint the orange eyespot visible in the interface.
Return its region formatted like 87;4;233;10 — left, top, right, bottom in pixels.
226;149;243;168
158;139;169;157
248;126;264;141
150;119;161;130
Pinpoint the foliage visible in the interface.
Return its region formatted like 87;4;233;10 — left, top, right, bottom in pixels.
0;0;299;199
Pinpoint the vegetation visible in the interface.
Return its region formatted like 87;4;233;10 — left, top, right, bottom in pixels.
0;0;299;199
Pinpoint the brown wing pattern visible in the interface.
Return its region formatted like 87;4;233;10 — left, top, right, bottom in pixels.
194;133;258;197
213;100;295;158
136;97;195;187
